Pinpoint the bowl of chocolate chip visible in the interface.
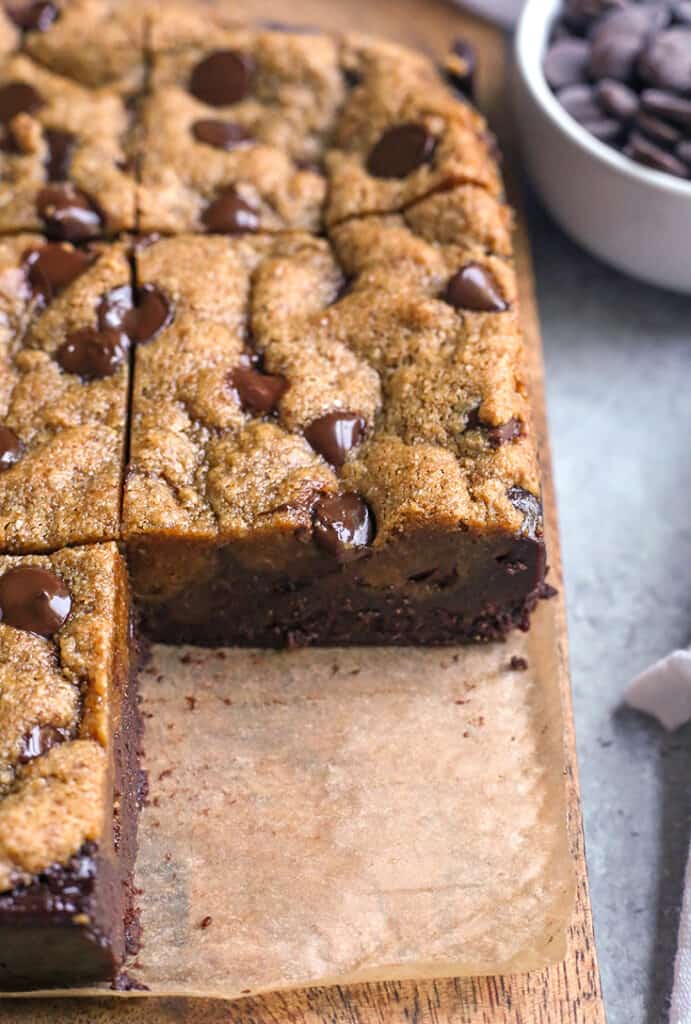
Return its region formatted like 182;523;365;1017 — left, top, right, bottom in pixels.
514;0;691;293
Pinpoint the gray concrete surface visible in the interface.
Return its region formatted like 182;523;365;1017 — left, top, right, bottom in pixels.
525;191;691;1024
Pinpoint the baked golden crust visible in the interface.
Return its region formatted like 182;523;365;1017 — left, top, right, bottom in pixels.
0;543;128;891
0;238;130;553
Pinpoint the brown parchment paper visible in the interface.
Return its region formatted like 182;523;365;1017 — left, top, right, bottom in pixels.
11;594;574;1000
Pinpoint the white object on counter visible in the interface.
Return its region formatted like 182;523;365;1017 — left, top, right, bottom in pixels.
625;650;691;1024
513;0;691;294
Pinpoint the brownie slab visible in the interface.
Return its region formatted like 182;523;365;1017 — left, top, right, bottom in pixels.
123;218;546;647
0;237;131;553
0;543;142;989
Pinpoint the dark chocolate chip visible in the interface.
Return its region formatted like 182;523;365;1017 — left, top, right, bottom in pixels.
44;127;74;180
202;186;260;234
99;283;172;343
563;0;626;34
635;110;682;146
508;486;543;541
5;1;58;30
641;88;691;126
488;417;523;448
674;0;691;24
509;656;529;672
192;119;253;150
583;116;624;141
625;130;690;177
0;565;71;636
228;361;287;414
0;425;23;470
343;66;362;88
366;123;437;179
56;326;127;380
589;31;643;81
676;139;691;163
312;492;374;561
638;28;691;92
543;38;590;89
557;83;604;124
594;5;669;39
189;50;255;106
444;38;477;98
0;80;44;123
24;242;92;300
304;412;366;468
443;264;508;312
18;723;70;763
596;78;639;120
37;184;103;241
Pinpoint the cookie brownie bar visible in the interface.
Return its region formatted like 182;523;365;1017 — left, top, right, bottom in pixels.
0;543;142;989
123;199;545;646
0;237;131;553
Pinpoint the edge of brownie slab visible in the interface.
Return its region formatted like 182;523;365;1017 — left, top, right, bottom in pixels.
0;635;145;991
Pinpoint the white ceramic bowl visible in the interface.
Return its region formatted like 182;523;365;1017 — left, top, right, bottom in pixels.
513;0;691;293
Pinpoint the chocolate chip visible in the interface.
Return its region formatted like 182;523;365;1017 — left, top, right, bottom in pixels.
192;119;252;150
596;78;639;120
488;418;523;448
312;493;374;561
5;1;58;31
0;565;71;636
304;412;366;468
543;38;590;89
37;184;103;242
674;1;691;24
24;243;92;300
443;264;508;312
56;326;127;380
366;123;437;179
508;486;543;541
228;361;287;414
557;83;604;123
44;128;74;180
584;116;624;141
99;283;172;343
641;88;691;126
635;110;681;146
589;31;643;81
343;66;362;88
0;80;44;123
0;425;23;470
202;186;260;234
444;38;477;98
594;5;669;39
189;50;255;106
638;28;691;92
625;130;690;177
18;723;69;763
676;139;691;163
563;0;626;33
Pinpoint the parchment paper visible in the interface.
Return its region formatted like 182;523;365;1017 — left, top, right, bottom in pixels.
11;595;574;999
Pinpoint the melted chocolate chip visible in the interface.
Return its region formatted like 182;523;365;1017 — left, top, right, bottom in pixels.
99;283;172;343
304;412;366;468
508;486;543;541
444;38;477;98
313;493;375;562
0;425;23;470
24;243;93;300
366;123;437;179
443;264;508;312
0;80;44;124
5;1;58;31
56;326;127;380
192;119;253;150
37;184;103;242
44;128;74;180
189;50;255;106
202;186;260;234
228;361;287;414
0;565;71;635
18;723;70;763
466;410;523;447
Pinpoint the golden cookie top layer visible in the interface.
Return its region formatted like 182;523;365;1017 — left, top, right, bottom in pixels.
0;237;130;553
0;543;128;891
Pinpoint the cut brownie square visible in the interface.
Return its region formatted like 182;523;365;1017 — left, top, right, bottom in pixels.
0;542;142;989
0;54;136;237
137;23;345;234
325;33;502;226
123;229;545;646
0;237;131;553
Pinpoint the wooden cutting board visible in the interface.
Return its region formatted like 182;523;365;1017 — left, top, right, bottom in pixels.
0;3;606;1022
